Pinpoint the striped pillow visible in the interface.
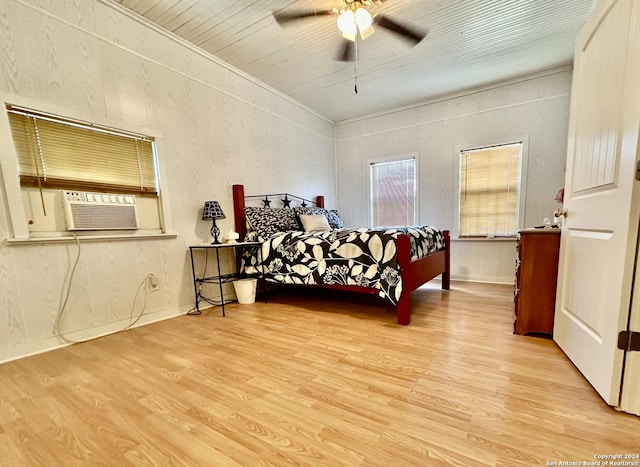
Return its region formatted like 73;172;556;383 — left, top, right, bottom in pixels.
299;214;331;232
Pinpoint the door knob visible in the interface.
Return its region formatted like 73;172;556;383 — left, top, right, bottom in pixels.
554;208;568;218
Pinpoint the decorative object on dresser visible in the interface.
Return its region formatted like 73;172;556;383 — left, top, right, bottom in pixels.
232;184;450;325
202;200;225;244
553;187;566;227
514;228;561;335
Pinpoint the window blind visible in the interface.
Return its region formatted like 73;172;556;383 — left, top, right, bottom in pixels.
370;157;416;227
7;105;158;195
459;143;522;237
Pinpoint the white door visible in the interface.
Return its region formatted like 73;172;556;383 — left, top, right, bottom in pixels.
621;260;640;414
554;0;640;409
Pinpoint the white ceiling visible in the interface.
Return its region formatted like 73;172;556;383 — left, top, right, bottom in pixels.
114;0;595;122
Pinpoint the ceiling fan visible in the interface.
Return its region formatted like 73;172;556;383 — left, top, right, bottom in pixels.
273;0;427;62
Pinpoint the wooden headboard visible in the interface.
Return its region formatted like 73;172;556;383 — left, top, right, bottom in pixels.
232;184;325;241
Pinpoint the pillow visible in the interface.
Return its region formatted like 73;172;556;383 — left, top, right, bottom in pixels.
299;214;331;232
326;209;345;229
244;207;299;239
294;206;345;230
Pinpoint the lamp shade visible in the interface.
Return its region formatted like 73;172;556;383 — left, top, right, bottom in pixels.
355;8;374;40
337;10;357;41
202;201;225;220
355;8;372;30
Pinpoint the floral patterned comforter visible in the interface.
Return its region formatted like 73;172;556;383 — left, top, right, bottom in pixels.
242;226;445;305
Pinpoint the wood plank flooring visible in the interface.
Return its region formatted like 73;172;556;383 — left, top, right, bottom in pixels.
0;281;638;466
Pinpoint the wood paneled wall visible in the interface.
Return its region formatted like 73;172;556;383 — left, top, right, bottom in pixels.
0;0;335;362
335;70;572;283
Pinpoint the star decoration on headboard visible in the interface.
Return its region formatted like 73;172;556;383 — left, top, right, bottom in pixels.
262;196;271;208
282;195;291;208
301;200;308;207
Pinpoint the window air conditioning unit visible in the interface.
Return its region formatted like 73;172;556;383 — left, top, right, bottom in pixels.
62;190;138;231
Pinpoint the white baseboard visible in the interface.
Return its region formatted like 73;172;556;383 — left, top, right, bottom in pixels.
0;305;188;365
450;274;514;285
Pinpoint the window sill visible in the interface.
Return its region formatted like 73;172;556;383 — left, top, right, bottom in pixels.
5;232;178;245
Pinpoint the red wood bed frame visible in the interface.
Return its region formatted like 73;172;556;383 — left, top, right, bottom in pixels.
232;184;450;325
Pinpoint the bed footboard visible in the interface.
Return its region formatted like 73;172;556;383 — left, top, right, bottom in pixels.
396;230;450;325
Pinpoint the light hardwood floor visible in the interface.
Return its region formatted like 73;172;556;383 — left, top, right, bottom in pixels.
1;281;638;466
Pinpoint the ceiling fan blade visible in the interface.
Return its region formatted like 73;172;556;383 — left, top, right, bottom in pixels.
273;9;333;25
336;40;355;62
374;15;426;45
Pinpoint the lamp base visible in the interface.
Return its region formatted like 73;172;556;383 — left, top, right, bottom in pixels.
210;220;221;244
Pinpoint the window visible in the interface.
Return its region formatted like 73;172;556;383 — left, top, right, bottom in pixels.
7;105;158;195
4;104;165;237
370;156;416;227
458;142;522;237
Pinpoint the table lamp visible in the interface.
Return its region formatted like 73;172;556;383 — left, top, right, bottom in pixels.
202;201;225;244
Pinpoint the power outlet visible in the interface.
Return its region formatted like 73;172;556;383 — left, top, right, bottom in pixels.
148;274;160;291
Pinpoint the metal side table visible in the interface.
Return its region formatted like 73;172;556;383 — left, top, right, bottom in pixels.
188;241;265;316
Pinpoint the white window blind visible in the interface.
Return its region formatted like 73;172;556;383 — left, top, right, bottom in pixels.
459;142;522;237
370;157;416;227
7;105;158;195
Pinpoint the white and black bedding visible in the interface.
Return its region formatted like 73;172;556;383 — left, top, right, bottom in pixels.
242;225;446;305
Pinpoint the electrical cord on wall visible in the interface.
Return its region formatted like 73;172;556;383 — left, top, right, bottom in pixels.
53;233;82;342
53;233;153;344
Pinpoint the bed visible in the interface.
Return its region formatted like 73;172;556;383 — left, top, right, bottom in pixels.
232;184;450;325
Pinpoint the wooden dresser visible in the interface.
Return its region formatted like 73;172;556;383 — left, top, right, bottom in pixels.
514;228;561;335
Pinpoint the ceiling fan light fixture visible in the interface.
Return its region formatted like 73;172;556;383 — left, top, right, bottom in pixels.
355;8;374;40
359;25;374;40
337;10;357;41
355;7;372;30
342;30;357;41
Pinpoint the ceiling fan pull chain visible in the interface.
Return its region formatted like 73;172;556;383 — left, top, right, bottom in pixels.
354;35;358;94
354;65;358;94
